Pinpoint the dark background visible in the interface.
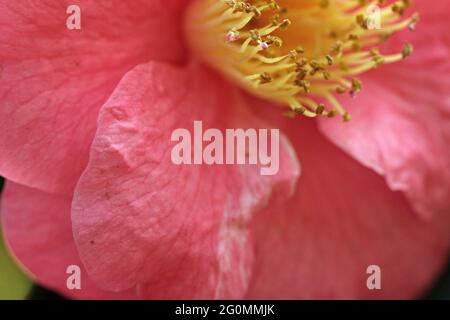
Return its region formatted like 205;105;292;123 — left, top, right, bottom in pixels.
0;177;448;300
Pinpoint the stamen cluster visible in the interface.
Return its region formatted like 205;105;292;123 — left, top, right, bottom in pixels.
185;0;418;121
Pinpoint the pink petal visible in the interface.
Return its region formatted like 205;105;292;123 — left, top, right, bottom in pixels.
0;0;188;194
244;112;450;299
1;181;138;299
71;62;300;299
318;2;450;219
380;0;450;57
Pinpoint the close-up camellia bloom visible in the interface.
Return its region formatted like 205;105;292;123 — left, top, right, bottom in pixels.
0;0;449;300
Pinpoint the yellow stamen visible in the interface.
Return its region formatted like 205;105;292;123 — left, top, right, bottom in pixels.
185;0;417;121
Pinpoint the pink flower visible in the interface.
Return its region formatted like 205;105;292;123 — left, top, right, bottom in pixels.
0;0;449;299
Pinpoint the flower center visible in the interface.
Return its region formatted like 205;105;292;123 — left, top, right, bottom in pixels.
184;0;418;121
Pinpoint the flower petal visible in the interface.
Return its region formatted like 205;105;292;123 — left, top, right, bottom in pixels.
380;0;450;56
71;62;300;299
244;111;450;299
1;181;137;299
318;2;450;219
0;0;188;194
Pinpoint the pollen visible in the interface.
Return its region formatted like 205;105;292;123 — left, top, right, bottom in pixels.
184;0;418;121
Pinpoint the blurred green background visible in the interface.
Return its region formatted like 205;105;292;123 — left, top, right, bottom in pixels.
0;230;32;299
